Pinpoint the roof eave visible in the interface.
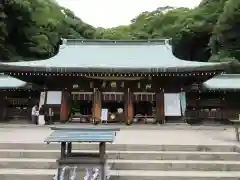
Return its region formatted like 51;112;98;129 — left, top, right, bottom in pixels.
202;87;240;91
0;62;229;73
0;81;40;90
201;83;240;91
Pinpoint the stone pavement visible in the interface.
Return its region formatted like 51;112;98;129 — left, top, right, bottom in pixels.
1;124;240;180
0;123;238;145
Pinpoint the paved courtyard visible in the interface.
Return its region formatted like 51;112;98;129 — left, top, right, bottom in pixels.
0;124;238;146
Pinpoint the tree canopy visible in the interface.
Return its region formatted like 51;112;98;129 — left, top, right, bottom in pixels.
95;0;240;66
0;0;239;71
0;0;95;60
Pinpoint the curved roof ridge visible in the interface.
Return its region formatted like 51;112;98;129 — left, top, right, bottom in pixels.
218;74;240;78
207;74;240;79
203;73;240;90
62;38;167;46
0;39;229;73
0;75;27;88
164;39;224;66
63;38;168;43
163;42;227;67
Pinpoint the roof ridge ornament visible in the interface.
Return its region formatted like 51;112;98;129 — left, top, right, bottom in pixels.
62;38;168;45
59;38;67;49
165;39;172;50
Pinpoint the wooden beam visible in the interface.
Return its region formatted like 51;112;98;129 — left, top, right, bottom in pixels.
60;91;70;122
124;88;133;125
156;90;165;124
0;94;7;121
92;88;102;124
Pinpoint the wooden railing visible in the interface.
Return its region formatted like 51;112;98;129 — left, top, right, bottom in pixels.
5;107;31;121
185;109;239;124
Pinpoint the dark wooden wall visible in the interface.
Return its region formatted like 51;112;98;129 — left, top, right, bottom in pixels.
186;91;240;124
0;91;40;122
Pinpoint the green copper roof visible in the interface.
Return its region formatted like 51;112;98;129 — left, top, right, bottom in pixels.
0;39;227;73
203;74;240;90
0;75;27;89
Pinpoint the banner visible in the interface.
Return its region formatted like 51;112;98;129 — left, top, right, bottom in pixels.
164;93;181;116
46;91;62;105
39;92;46;107
179;92;187;116
101;109;108;123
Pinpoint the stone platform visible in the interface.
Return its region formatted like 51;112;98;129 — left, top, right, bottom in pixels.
0;124;240;180
0;123;236;145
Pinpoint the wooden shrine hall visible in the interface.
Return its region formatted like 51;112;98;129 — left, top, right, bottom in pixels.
0;39;229;125
186;74;240;124
0;75;39;121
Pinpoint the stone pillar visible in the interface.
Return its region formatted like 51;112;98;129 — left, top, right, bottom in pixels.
60;91;70;122
124;88;133;125
156;90;165;124
92;88;102;124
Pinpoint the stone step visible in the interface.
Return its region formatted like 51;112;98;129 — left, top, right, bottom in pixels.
1;169;240;180
0;149;239;161
0;143;237;152
111;160;240;171
1;158;240;171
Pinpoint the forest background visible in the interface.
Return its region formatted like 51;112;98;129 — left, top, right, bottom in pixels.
0;0;239;72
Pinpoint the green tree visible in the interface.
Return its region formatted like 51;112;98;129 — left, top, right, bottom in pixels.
95;26;132;40
1;0;240;71
0;0;96;60
210;0;240;61
172;0;228;62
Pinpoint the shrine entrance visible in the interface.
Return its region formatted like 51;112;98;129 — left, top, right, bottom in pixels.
70;92;93;123
101;92;125;123
133;93;156;124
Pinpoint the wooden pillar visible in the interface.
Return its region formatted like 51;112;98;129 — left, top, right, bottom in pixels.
124;88;133;125
60;91;70;122
92;88;101;124
156;90;165;124
99;142;106;180
0;93;7;121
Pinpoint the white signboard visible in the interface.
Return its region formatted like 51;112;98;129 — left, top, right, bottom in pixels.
101;109;108;122
38;115;45;125
164;93;181;116
39;92;46;107
46;91;62;105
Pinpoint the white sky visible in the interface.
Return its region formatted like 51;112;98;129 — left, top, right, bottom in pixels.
57;0;201;28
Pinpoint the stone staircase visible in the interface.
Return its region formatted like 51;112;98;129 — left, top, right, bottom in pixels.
0;143;240;180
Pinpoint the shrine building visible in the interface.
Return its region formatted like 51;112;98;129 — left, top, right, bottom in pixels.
0;39;229;125
0;75;39;121
186;74;240;124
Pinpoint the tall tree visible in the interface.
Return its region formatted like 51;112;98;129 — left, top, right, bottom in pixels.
210;0;240;61
1;0;240;71
0;0;96;60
